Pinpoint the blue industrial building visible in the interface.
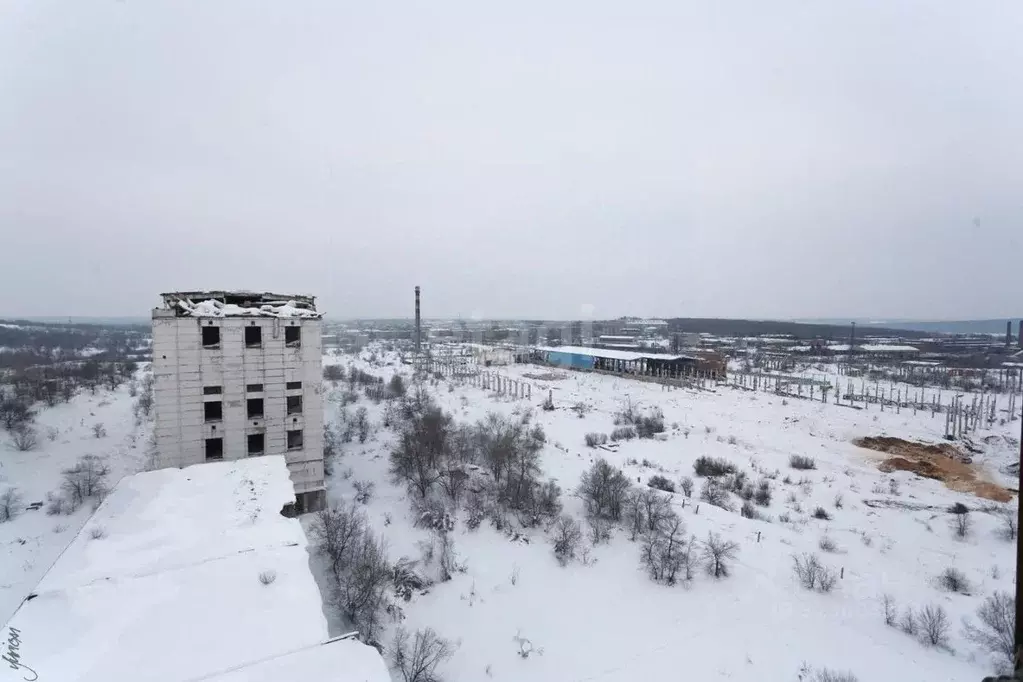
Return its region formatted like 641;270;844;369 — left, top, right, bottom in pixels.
533;345;711;377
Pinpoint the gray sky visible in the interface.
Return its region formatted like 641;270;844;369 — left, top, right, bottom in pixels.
1;1;1021;321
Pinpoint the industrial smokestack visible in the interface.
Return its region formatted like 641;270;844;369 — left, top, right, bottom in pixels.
1018;320;1022;349
414;286;421;353
1008;320;1013;348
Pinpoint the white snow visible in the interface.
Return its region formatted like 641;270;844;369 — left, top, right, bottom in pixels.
1;456;386;682
177;298;322;319
322;347;1020;682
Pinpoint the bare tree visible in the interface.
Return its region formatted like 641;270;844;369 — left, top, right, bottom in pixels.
91;422;107;439
640;512;687;584
390;627;454;682
389;405;452;499
551;514;583;566
699;478;731;510
919;604;950;647
578;459;631;521
937;567;970;593
61;454;110;506
963;591;1014;664
0;487;24;523
624;489;647;541
701;532;739;578
309;502;368;584
950;508;971;538
335;530;391;639
679;476;694;498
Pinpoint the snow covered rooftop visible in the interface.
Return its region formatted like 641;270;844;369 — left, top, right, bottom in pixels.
159;291;322;319
535;345;696;362
1;457;387;682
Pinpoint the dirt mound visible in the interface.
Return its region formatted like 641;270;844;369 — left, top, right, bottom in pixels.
854;436;1013;503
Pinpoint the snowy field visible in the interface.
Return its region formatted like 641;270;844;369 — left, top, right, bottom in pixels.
2;348;1018;681
0;383;149;624
323;348;1020;682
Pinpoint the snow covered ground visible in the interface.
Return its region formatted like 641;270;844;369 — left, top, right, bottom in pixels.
323;348;1020;681
0;384;149;624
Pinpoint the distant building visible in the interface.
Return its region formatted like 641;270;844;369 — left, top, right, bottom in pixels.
152;291;325;512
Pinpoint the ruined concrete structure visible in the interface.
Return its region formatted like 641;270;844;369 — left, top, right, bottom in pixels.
151;291;326;512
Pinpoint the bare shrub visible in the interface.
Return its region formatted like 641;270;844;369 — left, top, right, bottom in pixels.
809;669;859;682
11;425;38;451
818;535;837;553
258;570;277;585
812;507;831;520
648;475;675;493
792;553;837;593
740;501;759;519
335;530;391;638
700;478;732;511
726;470;748;494
584;432;607;448
551;514;583;566
701;532;739;578
833;493;843;509
693;456;736;477
610;426;637;441
882;594;897;626
390;627;454;682
789;455;816;470
754;479;771;507
0;488;24;523
962;591;1014;664
91;422;107;438
901;607;918;635
438;531;463;581
937;567;970;593
89;526;106;540
0;396;34;432
578;459;631;521
640;512;687;584
999;511;1017;541
948;502;969;514
919;604;950;647
353;479;375;505
634;409;665;439
951;510;972;538
679;476;694;498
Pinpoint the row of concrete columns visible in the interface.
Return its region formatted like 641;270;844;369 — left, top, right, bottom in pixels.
468;371;531;399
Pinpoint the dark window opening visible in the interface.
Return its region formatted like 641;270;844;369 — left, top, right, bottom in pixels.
287;429;303;451
287;395;303;415
203;386;222;395
202;326;220;348
247;398;264;419
285;326;301;347
204;401;222;422
286;381;302;390
205;437;223;461
247;433;265;456
244;325;262;348
246;383;263;393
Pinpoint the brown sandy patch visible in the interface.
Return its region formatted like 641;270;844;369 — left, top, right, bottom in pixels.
854;436;1013;503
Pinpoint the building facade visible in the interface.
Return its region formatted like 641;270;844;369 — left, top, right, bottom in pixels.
152;291;326;512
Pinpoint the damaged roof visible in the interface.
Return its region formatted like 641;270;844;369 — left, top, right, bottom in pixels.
159;291;322;319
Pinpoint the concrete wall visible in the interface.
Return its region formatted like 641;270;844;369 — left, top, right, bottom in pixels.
152;311;324;507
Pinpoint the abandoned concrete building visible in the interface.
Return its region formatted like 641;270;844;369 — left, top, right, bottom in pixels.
152;291;326;512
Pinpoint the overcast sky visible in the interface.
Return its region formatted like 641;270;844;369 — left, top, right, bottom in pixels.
1;1;1020;321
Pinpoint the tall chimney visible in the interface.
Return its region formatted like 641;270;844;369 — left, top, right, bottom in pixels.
1008;320;1013;348
414;286;421;354
1018;320;1022;348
